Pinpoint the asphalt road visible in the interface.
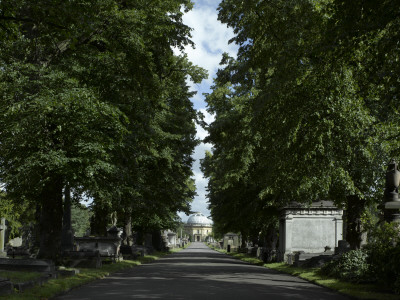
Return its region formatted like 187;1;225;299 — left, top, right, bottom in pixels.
55;242;349;300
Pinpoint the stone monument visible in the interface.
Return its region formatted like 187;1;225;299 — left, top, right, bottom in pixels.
384;160;400;222
223;233;239;252
0;218;7;257
278;201;343;262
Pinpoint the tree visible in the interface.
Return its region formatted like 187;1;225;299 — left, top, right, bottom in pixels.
203;0;400;249
0;0;206;259
71;204;92;237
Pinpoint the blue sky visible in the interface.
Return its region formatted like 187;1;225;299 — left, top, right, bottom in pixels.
177;0;238;221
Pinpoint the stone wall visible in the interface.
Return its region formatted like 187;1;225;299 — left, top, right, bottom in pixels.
278;201;343;262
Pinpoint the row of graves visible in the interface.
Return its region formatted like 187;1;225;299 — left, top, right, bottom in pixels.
0;216;186;296
217;160;400;268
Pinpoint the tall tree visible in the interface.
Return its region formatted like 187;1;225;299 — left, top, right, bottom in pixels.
203;0;400;248
0;0;205;259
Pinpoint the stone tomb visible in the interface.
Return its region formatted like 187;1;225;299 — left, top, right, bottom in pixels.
0;258;55;272
74;226;122;259
163;230;177;248
223;233;239;252
278;201;343;262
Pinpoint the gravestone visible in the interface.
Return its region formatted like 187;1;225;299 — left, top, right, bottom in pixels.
278;201;343;262
0;218;7;257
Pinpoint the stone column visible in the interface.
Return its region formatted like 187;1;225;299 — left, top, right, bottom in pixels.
284;215;293;260
335;217;343;247
278;219;285;261
0;218;7;257
384;160;400;222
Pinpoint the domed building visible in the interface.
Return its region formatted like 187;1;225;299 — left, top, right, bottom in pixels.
184;212;213;242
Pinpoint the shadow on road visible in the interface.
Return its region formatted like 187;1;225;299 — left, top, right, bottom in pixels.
56;242;350;300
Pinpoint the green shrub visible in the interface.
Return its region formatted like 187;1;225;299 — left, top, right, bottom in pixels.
320;249;372;283
364;222;400;293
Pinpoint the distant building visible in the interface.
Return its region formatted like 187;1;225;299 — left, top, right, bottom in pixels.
184;212;213;242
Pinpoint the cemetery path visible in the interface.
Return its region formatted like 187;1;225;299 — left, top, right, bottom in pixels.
55;242;350;300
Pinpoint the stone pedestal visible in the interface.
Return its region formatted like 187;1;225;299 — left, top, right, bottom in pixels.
383;160;400;223
0;218;7;258
278;201;343;262
167;231;176;247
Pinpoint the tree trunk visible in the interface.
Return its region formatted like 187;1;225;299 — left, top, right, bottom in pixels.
61;184;74;251
123;209;133;246
265;223;277;251
241;232;247;248
37;177;63;260
346;195;366;250
90;203;108;236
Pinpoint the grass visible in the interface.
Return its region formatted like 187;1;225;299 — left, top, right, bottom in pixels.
0;251;170;300
208;245;400;300
0;271;42;283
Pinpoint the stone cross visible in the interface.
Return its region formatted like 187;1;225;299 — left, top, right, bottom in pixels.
0;218;7;257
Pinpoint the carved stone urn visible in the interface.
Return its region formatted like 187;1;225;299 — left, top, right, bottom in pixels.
385;160;400;202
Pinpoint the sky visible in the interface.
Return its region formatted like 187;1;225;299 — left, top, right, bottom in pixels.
177;0;238;222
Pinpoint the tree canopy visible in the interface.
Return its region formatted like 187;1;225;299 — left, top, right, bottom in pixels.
0;0;206;258
202;0;400;248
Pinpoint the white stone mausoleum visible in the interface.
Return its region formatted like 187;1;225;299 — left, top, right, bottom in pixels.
184;212;213;242
278;201;343;262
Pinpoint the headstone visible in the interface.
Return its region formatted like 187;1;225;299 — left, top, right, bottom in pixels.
0;218;7;257
278;201;343;262
334;240;350;255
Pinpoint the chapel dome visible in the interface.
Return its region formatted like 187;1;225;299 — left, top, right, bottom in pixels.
186;212;213;226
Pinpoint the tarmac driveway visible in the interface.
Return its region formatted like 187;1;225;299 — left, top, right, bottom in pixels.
55;242;349;300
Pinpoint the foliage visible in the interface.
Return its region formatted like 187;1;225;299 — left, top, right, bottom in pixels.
321;250;372;283
0;0;206;257
71;204;92;237
364;222;400;293
321;223;400;293
0;193;25;238
202;0;400;249
265;263;397;300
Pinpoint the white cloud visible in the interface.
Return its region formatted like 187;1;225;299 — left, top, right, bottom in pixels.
178;1;238;222
183;5;237;86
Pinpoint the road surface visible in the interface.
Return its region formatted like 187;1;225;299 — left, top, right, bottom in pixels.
55;242;349;300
